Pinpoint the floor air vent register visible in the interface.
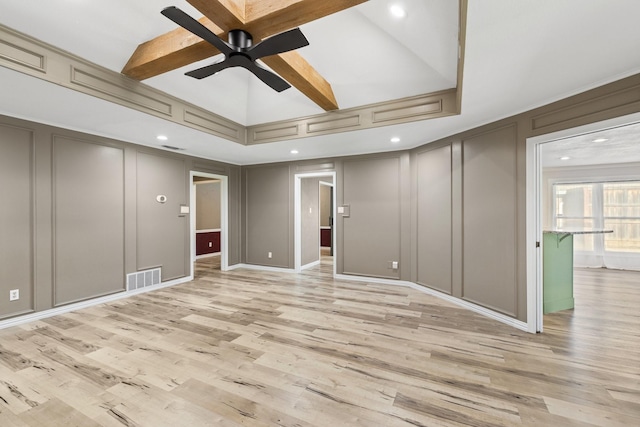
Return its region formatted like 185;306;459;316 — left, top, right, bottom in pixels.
126;268;161;291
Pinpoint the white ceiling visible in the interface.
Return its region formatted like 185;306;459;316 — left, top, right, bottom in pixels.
540;121;640;168
1;0;640;165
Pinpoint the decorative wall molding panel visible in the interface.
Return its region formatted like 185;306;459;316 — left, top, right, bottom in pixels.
183;109;244;141
51;135;126;306
247;90;457;145
0;37;45;72
70;66;173;117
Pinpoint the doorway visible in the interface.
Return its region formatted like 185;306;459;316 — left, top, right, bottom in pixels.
526;112;640;332
294;171;337;275
190;171;229;277
319;180;334;258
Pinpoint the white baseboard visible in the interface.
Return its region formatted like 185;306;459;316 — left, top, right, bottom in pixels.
335;274;530;333
226;263;296;274
0;275;193;331
300;260;321;271
196;252;221;260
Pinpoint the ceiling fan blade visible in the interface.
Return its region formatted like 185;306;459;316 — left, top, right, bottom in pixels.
161;6;232;55
186;55;246;79
185;61;231;79
246;62;291;92
247;28;309;60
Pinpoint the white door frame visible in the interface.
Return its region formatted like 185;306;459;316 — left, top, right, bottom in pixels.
525;112;640;333
294;171;337;275
190;171;229;273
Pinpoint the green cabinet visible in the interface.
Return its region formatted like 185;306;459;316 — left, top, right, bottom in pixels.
543;232;575;314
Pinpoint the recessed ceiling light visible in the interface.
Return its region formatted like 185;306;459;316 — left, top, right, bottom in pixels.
593;138;608;143
560;156;571;160
290;149;299;154
389;4;406;18
390;137;401;143
157;135;168;141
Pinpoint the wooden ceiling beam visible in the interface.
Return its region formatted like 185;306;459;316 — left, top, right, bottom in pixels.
121;17;226;81
244;0;368;39
186;0;367;40
187;0;246;31
262;51;338;111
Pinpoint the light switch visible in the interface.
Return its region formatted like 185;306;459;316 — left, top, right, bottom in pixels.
180;205;189;214
337;206;344;214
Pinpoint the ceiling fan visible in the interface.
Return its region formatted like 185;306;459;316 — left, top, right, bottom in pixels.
161;6;310;92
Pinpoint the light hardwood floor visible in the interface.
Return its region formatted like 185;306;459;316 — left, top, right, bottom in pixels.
0;257;638;426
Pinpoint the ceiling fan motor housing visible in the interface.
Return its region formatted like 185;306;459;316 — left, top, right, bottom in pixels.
229;29;253;50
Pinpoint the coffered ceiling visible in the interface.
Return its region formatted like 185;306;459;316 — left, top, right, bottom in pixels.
1;0;640;165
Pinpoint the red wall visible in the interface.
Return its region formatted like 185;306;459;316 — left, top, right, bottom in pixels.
196;231;221;255
320;228;332;247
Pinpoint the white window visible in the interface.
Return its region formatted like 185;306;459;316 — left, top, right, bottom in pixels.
603;181;640;253
553;181;640;270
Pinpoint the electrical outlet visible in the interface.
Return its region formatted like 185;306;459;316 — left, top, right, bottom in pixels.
208;241;212;247
9;289;19;301
268;252;273;259
391;261;399;269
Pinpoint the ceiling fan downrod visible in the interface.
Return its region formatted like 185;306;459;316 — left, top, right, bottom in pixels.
228;29;253;51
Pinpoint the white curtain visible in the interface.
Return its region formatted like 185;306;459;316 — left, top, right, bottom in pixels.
553;181;640;271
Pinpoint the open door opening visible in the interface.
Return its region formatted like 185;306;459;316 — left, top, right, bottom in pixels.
190;171;229;278
320;180;334;261
526;112;640;333
295;172;337;276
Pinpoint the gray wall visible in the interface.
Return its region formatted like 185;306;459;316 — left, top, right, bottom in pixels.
53;136;125;304
196;181;221;230
320;183;332;228
301;177;320;266
0;115;239;321
461;126;517;316
244;165;290;267
0;124;33;317
227;166;242;266
342;156;404;279
136;152;188;281
415;144;454;295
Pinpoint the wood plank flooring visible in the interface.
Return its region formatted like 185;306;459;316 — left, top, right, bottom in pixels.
1;256;639;426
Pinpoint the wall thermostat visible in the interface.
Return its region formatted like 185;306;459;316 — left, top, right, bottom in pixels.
156;195;167;203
